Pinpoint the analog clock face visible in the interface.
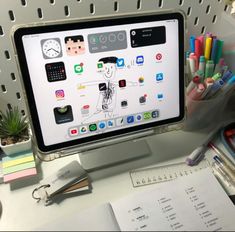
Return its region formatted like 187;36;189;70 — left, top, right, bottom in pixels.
41;38;62;59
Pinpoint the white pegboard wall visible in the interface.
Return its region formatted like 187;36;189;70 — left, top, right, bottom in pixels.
0;0;231;115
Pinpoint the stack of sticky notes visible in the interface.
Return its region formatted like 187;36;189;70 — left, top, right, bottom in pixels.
2;152;37;183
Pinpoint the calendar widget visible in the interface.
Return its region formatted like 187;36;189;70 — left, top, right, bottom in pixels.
45;62;67;82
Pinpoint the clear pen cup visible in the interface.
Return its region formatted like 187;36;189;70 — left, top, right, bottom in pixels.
183;93;229;131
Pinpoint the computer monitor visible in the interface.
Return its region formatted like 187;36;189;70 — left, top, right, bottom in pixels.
13;11;185;167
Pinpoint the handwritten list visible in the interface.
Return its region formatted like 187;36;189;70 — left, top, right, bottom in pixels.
111;168;235;231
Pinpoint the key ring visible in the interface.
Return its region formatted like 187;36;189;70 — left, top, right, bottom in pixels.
32;184;50;202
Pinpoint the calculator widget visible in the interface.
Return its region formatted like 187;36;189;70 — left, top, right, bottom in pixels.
45;62;67;82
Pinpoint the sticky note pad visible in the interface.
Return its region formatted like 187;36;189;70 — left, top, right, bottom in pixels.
3;161;36;175
3;168;37;183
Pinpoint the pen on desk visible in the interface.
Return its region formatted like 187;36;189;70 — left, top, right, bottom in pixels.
208;142;235;171
213;155;235;182
185;146;206;166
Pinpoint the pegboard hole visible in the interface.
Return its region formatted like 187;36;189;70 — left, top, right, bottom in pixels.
224;5;229;12
114;1;119;12
212;15;217;24
37;8;43;19
0;26;4;36
16;92;21;100
187;7;192;16
1;85;7;93
64;5;70;17
206;5;211;14
11;73;16;81
137;0;142;10
199;0;203;4
9;10;16;21
179;0;184;6
21;110;26;116
77;0;82;2
49;0;55;4
201;26;206;34
158;0;163;8
90;3;95;14
194;17;199;26
21;0;27;6
7;104;12;110
5;50;11;60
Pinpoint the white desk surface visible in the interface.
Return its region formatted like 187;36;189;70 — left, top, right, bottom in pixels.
0;129;233;231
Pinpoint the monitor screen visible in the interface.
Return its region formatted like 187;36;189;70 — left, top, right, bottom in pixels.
13;11;185;153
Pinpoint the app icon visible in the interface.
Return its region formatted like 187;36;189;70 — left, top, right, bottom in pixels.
143;112;152;120
139;94;147;104
121;100;128;108
89;123;97;132
45;62;67;82
152;110;159;118
74;63;84;74
157;93;164;100
81;105;90;115
136;114;143;122
127;115;135;124
156;73;164;82
65;35;85;56
117;58;125;68
98;121;106;130
97;61;104;71
69;127;78;137
107;120;115;128
80;126;88;134
41;38;62;59
54;105;73;124
116;117;124;126
99;83;107;91
136;55;144;65
119;79;126;88
55;90;65;100
156;53;163;61
138;76;144;84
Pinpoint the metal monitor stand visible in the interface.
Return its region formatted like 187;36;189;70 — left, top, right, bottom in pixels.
79;139;151;171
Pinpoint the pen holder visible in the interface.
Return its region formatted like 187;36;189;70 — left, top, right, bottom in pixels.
183;93;229;131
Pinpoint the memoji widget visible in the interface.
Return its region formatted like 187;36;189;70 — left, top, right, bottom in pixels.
65;35;85;56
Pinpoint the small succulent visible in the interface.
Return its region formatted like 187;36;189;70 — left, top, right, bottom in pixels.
0;107;29;145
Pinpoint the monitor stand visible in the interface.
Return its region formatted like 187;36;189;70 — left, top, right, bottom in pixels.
79;139;151;171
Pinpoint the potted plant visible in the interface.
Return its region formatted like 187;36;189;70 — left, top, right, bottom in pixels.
0;107;31;156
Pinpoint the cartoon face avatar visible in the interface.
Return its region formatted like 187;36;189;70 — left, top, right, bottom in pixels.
98;57;117;80
65;36;85;56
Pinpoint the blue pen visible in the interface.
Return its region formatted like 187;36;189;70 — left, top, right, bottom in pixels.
222;75;235;94
205;79;224;99
222;70;233;83
211;38;218;64
190;36;195;53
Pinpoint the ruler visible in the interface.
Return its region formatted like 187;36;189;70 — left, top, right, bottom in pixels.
130;159;210;187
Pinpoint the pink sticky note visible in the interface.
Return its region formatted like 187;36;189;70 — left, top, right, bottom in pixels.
4;168;37;183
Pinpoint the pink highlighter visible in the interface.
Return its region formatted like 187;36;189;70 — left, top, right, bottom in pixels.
188;83;205;100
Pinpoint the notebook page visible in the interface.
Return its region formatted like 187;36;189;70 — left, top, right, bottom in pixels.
111;168;235;231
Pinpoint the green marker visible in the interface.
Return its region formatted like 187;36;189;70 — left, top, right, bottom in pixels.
205;60;214;78
214;40;224;65
212;72;222;81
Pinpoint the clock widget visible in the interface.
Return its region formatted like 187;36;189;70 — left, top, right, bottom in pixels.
41;38;62;59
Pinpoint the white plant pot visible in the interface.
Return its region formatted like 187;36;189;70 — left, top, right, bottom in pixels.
0;136;32;156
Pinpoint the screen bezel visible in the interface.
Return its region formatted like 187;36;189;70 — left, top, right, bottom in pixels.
13;11;185;153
